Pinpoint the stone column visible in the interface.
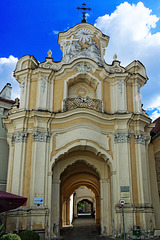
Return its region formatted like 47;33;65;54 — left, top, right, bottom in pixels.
73;194;78;218
114;132;133;233
100;179;111;235
6;137;15;192
134;134;152;231
51;179;61;239
66;197;70;225
62;198;66;226
95;196;100;224
30;131;51;205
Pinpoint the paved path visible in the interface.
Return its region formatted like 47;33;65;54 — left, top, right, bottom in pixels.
61;216;99;240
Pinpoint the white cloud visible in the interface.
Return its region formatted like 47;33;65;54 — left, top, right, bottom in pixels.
150;110;160;121
147;95;160;110
0;55;20;100
0;55;18;65
94;1;160;117
53;30;59;35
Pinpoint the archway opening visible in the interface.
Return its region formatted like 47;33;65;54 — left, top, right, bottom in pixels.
60;160;100;227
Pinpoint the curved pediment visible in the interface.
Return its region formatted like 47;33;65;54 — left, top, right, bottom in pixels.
58;23;109;65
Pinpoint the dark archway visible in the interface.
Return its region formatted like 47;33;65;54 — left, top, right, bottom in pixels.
60;160;100;227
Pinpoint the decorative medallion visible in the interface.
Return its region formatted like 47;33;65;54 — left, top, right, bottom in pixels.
76;29;93;43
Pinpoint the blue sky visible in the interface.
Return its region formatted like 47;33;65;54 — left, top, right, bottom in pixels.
0;0;160;120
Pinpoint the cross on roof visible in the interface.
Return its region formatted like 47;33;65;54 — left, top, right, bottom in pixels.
77;3;91;23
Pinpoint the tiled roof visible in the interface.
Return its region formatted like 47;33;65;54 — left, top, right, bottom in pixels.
151;117;160;140
0;97;15;104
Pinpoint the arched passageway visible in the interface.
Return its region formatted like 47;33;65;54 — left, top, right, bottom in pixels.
51;149;112;238
60;160;100;226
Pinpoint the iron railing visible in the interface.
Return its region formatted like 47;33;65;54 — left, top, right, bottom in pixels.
63;96;102;112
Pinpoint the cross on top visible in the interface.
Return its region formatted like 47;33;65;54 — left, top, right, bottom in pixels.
77;3;91;23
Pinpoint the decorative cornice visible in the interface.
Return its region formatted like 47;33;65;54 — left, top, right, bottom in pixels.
114;132;131;143
12;131;28;144
134;134;146;145
32;131;51;142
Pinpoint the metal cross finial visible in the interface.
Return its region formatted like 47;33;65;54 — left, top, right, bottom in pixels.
77;3;91;23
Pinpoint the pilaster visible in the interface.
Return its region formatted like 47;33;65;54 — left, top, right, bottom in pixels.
134;133;152;231
10;131;28;195
51;179;61;239
100;178;111;235
30;131;51;206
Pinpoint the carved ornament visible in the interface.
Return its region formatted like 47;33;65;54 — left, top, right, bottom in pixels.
114;132;131;143
76;62;92;74
41;76;47;93
21;77;26;94
134;134;146;145
12;131;28;144
32;131;51;142
63;30;102;65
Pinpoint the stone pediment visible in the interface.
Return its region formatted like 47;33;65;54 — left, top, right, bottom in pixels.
58;23;109;65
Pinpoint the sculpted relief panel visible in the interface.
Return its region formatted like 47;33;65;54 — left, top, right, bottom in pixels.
63;29;102;65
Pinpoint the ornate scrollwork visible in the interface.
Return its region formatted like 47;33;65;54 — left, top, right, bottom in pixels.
134;134;146;145
32;131;51;142
63;96;102;112
41;76;47;93
12;131;28;144
114;132;131;143
76;62;92;74
21;77;26;94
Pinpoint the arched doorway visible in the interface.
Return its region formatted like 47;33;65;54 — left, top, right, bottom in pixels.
51;149;112;238
60;160;100;226
75;186;95;218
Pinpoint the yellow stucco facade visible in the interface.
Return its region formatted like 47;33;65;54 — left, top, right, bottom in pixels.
3;22;160;239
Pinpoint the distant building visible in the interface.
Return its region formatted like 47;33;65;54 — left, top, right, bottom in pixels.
0;83;15;191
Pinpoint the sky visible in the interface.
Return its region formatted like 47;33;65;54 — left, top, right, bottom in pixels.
0;0;160;120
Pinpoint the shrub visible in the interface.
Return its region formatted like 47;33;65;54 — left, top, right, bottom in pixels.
19;230;39;240
0;225;3;237
0;233;21;240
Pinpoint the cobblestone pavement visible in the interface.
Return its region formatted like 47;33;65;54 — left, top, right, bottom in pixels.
60;215;158;240
61;215;99;240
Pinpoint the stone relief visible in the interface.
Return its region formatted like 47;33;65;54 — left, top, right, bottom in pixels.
12;131;28;144
41;76;48;93
134;134;146;145
21;77;26;94
76;29;93;43
118;80;123;95
76;62;92;74
63;29;102;65
32;131;51;142
114;132;131;143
